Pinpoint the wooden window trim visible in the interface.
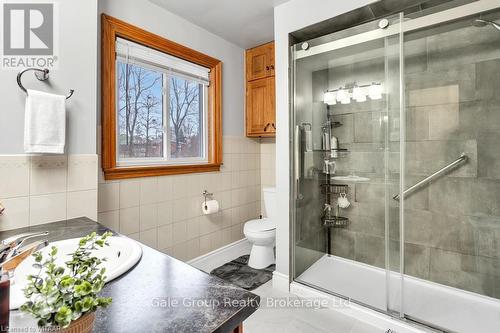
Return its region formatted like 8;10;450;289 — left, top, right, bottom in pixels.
101;14;222;180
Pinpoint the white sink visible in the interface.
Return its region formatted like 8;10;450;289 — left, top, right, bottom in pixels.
10;236;142;310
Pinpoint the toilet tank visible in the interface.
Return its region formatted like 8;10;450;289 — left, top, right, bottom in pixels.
263;187;277;220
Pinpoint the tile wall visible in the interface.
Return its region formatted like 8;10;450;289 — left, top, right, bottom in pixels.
97;136;262;262
0;155;98;231
0;136;273;263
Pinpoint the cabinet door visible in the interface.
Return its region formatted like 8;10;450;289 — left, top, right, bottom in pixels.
265;76;276;134
246;77;275;137
267;42;275;77
246;42;274;81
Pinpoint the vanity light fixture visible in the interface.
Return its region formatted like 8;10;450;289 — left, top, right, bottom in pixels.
323;82;382;105
323;91;336;105
368;82;383;100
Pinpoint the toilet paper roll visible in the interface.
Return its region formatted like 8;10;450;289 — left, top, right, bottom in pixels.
202;200;219;215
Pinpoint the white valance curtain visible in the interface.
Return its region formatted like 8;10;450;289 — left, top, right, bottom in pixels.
116;37;211;86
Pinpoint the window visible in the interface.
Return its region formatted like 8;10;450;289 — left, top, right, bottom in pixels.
102;15;222;179
115;38;209;166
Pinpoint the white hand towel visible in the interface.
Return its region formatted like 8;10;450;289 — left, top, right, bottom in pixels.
24;89;66;154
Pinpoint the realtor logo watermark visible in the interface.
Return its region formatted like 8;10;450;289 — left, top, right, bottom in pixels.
1;1;59;69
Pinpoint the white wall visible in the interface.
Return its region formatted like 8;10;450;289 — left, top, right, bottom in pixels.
98;0;246;136
260;138;276;216
0;0;98;231
0;0;98;155
273;0;377;288
0;0;259;242
96;0;261;261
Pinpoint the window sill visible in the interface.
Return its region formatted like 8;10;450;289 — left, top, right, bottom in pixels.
103;163;221;180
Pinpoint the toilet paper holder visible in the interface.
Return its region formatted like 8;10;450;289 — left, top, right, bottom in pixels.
202;190;214;209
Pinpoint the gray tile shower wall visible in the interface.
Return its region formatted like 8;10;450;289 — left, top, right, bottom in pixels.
307;23;500;298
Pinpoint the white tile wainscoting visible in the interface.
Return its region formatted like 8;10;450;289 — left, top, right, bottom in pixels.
97;136;263;261
0;136;268;262
0;155;98;231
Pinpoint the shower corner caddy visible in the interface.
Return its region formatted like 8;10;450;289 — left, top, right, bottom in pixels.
321;183;349;228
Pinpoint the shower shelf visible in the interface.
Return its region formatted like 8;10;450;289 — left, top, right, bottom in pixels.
313;148;349;153
323;216;349;228
321;120;343;128
321;183;348;195
314;148;350;158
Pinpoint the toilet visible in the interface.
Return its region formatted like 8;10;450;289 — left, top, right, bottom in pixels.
244;187;276;269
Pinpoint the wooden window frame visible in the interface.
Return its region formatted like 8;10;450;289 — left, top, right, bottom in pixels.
101;14;222;180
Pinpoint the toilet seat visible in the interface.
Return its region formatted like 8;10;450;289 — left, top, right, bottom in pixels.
244;218;276;233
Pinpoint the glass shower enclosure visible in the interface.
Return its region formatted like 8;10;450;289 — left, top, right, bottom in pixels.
291;2;500;332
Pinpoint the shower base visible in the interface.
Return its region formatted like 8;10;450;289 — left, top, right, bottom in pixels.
295;255;500;333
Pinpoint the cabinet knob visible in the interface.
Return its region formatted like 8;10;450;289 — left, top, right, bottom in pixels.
266;66;270;71
272;123;276;130
264;123;271;132
270;65;274;70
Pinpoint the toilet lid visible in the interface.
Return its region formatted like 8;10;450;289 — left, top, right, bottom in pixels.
244;218;276;232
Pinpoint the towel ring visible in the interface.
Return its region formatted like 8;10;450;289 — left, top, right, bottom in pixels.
17;68;74;100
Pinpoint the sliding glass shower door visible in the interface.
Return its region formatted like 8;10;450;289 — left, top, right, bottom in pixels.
292;2;500;332
291;13;404;315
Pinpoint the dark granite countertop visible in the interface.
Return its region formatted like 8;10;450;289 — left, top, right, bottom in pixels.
4;218;260;333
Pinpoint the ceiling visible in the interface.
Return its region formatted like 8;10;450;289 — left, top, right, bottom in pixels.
149;0;289;49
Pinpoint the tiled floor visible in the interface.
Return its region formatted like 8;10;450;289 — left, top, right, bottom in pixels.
244;282;379;333
195;253;380;333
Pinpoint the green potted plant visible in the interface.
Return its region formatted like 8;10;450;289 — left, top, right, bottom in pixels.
20;232;113;332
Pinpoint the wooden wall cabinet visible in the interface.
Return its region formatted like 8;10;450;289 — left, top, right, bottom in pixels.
245;42;275;138
246;42;275;81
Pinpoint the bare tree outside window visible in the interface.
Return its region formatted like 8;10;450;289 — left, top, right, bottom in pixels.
169;77;203;159
117;61;204;162
139;94;163;157
117;62;163;159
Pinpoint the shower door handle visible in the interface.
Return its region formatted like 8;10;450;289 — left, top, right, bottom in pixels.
294;125;302;200
393;153;468;201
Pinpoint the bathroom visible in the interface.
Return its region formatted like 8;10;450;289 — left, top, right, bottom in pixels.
1;0;500;332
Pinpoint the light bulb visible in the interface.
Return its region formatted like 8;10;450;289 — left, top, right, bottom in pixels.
336;88;348;103
353;86;367;102
340;97;351;104
368;83;383;100
323;91;336;105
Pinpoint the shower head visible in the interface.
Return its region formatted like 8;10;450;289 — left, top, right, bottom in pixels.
472;19;500;31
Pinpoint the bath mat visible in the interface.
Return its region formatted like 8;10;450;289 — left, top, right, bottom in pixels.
210;255;275;290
